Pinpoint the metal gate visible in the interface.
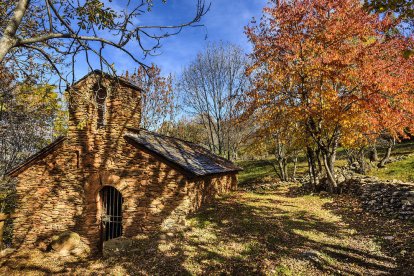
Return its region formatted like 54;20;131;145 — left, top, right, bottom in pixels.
100;186;123;241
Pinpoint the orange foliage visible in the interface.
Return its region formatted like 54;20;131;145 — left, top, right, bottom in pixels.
245;0;414;187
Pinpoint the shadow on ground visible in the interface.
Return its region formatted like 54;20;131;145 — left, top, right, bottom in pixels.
324;194;414;275
183;186;396;275
1;183;411;275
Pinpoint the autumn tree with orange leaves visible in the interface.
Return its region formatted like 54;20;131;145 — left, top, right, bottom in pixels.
246;0;414;192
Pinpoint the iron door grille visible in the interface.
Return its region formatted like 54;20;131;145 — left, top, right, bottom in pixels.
100;186;123;241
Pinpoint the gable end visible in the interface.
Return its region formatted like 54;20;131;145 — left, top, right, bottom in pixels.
6;136;66;177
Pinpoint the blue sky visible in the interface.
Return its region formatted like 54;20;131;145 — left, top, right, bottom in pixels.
73;0;267;79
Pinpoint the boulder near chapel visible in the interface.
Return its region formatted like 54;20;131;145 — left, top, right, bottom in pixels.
7;70;241;251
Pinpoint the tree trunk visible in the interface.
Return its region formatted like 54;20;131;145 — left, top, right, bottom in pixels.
346;149;356;167
206;115;217;153
307;155;315;190
370;144;378;162
357;148;368;174
217;123;223;156
275;157;289;181
283;159;288;181
292;156;298;181
322;151;337;193
320;133;339;193
0;37;15;63
269;161;282;180
278;159;285;181
316;148;323;174
307;147;318;191
0;0;30;63
378;138;394;168
274;135;289;181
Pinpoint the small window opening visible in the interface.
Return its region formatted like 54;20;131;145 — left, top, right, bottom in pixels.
95;84;107;128
75;150;80;168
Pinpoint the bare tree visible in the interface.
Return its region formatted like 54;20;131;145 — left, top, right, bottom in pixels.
160;117;209;145
179;43;250;159
125;65;176;131
0;0;209;84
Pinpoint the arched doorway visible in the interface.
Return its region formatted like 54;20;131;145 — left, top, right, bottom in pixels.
100;186;123;242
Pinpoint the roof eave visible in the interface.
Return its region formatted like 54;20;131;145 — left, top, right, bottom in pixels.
5;136;66;177
124;134;242;179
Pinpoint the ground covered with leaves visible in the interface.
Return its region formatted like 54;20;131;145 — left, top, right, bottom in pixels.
1;181;413;275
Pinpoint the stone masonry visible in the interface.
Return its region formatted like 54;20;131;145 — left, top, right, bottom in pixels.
341;176;414;221
8;71;239;251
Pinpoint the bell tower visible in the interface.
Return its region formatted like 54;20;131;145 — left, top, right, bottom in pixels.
66;70;142;170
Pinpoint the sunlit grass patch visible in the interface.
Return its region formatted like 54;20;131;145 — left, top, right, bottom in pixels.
237;158;277;185
273;264;296;276
237;141;414;185
369;155;414;182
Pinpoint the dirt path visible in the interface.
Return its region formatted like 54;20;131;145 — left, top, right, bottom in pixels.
1;183;413;275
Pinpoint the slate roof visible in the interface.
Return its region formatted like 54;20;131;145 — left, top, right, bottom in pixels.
6;130;242;178
125;128;242;177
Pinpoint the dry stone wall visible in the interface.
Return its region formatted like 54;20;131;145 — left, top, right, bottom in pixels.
12;141;84;247
342;176;414;221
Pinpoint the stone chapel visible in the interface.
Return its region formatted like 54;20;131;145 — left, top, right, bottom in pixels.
6;70;241;251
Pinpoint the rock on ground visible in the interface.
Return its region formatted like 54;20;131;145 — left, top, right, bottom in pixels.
49;231;89;257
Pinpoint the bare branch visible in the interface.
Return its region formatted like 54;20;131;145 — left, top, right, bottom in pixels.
1;0;210;83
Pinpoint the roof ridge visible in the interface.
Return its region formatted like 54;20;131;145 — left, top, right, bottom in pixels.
146;130;239;166
69;70;143;91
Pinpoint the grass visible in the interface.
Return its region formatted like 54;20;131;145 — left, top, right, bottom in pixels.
236;157;309;186
237;159;276;185
1;183;413;275
238;141;414;185
369;141;414;182
369;156;414;182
